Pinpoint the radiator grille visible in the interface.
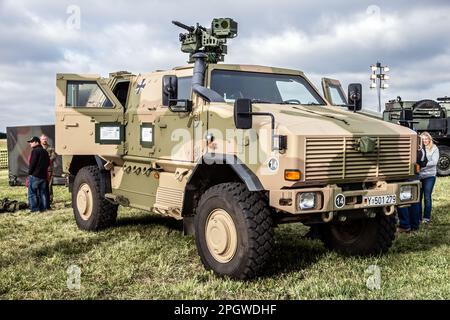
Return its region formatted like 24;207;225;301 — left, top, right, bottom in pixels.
305;136;412;181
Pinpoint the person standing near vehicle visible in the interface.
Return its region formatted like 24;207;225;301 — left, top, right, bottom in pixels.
40;134;56;209
416;132;439;224
397;137;428;233
27;136;50;212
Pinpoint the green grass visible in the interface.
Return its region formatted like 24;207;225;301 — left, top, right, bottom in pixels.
0;169;449;299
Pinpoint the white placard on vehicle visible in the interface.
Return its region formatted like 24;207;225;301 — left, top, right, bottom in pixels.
100;126;120;140
141;127;153;142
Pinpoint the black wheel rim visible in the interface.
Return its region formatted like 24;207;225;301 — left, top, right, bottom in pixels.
438;155;450;171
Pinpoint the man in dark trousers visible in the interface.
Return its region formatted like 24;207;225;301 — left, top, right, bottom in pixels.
27;136;50;212
40;134;56;209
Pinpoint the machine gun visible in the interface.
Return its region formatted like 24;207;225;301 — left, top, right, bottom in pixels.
172;18;238;63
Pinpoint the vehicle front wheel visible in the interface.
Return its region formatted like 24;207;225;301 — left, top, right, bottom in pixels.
194;183;274;279
72;165;118;231
319;210;396;255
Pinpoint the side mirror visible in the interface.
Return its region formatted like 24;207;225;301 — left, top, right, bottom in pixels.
347;83;362;111
234;98;253;129
162;75;178;106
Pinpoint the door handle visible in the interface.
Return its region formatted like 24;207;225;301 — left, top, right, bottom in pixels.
65;123;79;128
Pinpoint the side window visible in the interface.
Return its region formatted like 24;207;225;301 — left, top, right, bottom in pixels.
66;81;113;108
177;77;192;100
329;86;347;106
112;81;130;107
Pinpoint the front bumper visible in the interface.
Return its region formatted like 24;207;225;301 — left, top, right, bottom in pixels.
269;181;420;214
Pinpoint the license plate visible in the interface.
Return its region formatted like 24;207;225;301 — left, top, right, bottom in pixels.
364;195;396;206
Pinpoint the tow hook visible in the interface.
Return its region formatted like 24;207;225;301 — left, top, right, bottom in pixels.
383;205;395;216
322;211;334;223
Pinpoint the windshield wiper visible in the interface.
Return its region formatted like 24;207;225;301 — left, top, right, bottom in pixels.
302;102;323;105
251;99;273;104
251;99;323;106
292;106;349;125
281;99;301;105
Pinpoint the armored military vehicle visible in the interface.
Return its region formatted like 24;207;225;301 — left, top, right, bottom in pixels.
383;97;450;176
56;18;420;279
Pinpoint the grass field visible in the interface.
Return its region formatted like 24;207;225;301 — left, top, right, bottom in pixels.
0;169;449;299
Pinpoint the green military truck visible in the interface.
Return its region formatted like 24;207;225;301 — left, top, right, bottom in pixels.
383;97;450;176
56;19;420;279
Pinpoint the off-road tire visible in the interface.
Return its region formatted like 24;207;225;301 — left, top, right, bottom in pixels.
437;145;450;176
194;182;274;279
72;165;118;231
320;212;396;255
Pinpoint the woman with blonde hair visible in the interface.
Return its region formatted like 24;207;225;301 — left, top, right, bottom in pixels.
416;132;439;224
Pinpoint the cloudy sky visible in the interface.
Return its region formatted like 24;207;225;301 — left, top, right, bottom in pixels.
1;0;450;132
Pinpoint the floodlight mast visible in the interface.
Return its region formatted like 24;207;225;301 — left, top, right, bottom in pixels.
370;61;390;112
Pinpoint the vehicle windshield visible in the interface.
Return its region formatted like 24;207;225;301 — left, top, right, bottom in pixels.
210;69;326;105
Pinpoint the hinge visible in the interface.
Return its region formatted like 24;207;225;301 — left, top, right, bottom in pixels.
124;112;130;125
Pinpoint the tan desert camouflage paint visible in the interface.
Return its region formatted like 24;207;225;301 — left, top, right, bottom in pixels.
56;63;419;217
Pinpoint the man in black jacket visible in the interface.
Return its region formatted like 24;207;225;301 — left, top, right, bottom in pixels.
27;136;50;212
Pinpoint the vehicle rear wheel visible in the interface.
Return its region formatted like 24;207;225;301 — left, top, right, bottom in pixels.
194;182;274;279
320;210;396;255
72;166;118;231
437;145;450;176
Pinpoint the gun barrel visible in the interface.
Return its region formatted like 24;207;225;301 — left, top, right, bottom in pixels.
172;21;194;32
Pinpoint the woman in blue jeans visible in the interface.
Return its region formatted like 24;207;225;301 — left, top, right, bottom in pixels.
398;132;439;232
417;132;439;224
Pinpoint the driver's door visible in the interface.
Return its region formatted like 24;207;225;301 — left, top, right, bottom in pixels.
321;78;348;106
55;74;125;156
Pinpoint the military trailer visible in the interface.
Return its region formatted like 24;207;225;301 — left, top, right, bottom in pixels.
383;97;450;176
56;19;420;279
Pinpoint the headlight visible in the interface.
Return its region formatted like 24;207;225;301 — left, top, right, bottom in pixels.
400;186;413;201
298;192;316;210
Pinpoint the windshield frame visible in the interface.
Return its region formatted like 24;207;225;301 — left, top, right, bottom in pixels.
208;67;328;106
